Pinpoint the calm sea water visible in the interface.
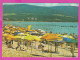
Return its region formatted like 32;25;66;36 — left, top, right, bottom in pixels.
3;22;78;35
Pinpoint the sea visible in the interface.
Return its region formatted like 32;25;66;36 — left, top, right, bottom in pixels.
3;22;78;35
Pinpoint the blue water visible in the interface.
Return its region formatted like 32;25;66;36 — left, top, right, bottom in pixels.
3;22;78;35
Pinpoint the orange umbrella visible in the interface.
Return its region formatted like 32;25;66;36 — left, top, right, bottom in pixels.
41;34;59;41
4;30;10;33
6;34;14;41
41;33;62;55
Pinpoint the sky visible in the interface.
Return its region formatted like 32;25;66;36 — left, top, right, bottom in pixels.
3;3;79;7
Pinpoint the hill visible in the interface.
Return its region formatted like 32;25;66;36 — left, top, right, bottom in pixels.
3;4;78;22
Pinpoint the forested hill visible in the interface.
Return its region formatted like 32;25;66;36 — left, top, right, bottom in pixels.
3;4;78;22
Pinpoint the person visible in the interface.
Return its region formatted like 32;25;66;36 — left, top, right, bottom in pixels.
38;43;44;52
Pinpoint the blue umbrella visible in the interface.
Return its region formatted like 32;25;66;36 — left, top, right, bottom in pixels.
63;38;72;41
14;32;20;35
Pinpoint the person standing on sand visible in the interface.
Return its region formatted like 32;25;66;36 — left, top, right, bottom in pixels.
38;43;45;52
5;33;13;48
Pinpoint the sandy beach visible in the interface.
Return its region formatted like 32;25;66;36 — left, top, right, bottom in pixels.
2;3;78;58
2;41;78;57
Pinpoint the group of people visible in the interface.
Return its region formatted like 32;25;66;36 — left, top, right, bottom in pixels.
2;24;78;57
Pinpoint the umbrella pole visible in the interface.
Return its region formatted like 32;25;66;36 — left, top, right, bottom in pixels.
31;41;32;54
55;42;57;53
48;42;49;52
55;42;58;53
23;40;24;49
50;43;52;57
57;43;58;53
27;41;29;49
74;43;76;50
12;40;13;44
16;40;19;50
35;40;36;49
71;43;75;57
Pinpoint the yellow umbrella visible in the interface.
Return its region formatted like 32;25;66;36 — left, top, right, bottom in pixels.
42;33;50;37
4;30;10;33
2;33;8;41
13;35;22;39
57;34;62;37
22;35;34;53
22;35;34;41
4;26;9;29
57;37;63;41
28;25;31;31
6;34;14;41
68;36;74;39
32;36;41;41
2;33;7;37
10;31;15;34
20;33;29;36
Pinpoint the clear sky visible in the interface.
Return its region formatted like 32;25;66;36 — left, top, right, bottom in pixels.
3;3;78;7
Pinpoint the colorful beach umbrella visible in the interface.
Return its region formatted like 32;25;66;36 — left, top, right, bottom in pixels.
67;40;78;43
4;30;10;33
68;36;74;39
6;34;14;41
63;38;72;41
28;25;31;31
33;36;41;41
2;33;7;37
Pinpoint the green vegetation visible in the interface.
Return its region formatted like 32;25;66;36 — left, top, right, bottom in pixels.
3;4;78;22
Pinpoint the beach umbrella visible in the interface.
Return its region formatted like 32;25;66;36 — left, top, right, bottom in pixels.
2;33;7;37
41;33;62;56
57;37;63;41
52;40;65;53
4;26;9;29
41;33;50;38
67;40;78;43
67;40;78;57
6;34;14;41
32;36;41;49
62;35;68;38
14;32;20;35
22;35;34;41
2;33;8;41
3;28;7;30
22;35;34;53
13;35;22;39
10;31;15;34
48;37;63;54
63;38;72;41
19;34;29;49
57;34;62;37
41;34;58;41
68;36;75;39
33;36;41;41
50;37;63;54
12;35;23;50
4;30;10;33
28;25;31;31
21;33;29;36
5;34;14;46
12;35;22;43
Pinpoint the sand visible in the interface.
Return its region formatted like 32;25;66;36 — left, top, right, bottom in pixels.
2;41;78;57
